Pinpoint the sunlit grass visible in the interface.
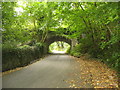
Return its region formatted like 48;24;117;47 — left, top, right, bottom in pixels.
49;41;70;54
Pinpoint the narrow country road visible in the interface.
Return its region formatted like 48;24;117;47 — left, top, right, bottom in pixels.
3;54;93;88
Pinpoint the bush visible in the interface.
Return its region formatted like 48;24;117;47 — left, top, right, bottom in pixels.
70;39;119;74
70;44;82;57
2;43;46;71
73;52;81;57
66;47;71;54
78;37;120;73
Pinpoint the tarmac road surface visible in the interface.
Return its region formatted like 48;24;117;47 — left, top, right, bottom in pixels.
2;54;93;88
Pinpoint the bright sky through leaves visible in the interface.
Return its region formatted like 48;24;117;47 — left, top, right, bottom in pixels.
15;7;24;15
14;1;27;15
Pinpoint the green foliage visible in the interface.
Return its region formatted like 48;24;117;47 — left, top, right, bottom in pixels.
70;44;82;57
66;47;71;54
19;45;30;49
35;42;45;47
2;2;119;73
2;44;45;71
95;43;120;72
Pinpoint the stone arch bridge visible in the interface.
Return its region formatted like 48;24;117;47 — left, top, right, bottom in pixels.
44;34;78;53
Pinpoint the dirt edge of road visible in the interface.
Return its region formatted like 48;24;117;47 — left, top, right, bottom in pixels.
70;55;119;89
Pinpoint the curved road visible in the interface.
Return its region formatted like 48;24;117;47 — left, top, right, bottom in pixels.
3;55;93;88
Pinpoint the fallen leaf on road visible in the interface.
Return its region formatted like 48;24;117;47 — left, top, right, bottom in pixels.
69;55;119;88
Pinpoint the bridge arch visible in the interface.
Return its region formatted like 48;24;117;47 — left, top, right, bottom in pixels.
44;36;72;53
45;36;72;46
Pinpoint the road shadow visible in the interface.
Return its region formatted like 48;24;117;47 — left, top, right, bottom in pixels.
48;53;69;55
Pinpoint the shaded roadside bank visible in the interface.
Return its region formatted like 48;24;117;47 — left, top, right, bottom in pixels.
70;54;119;88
